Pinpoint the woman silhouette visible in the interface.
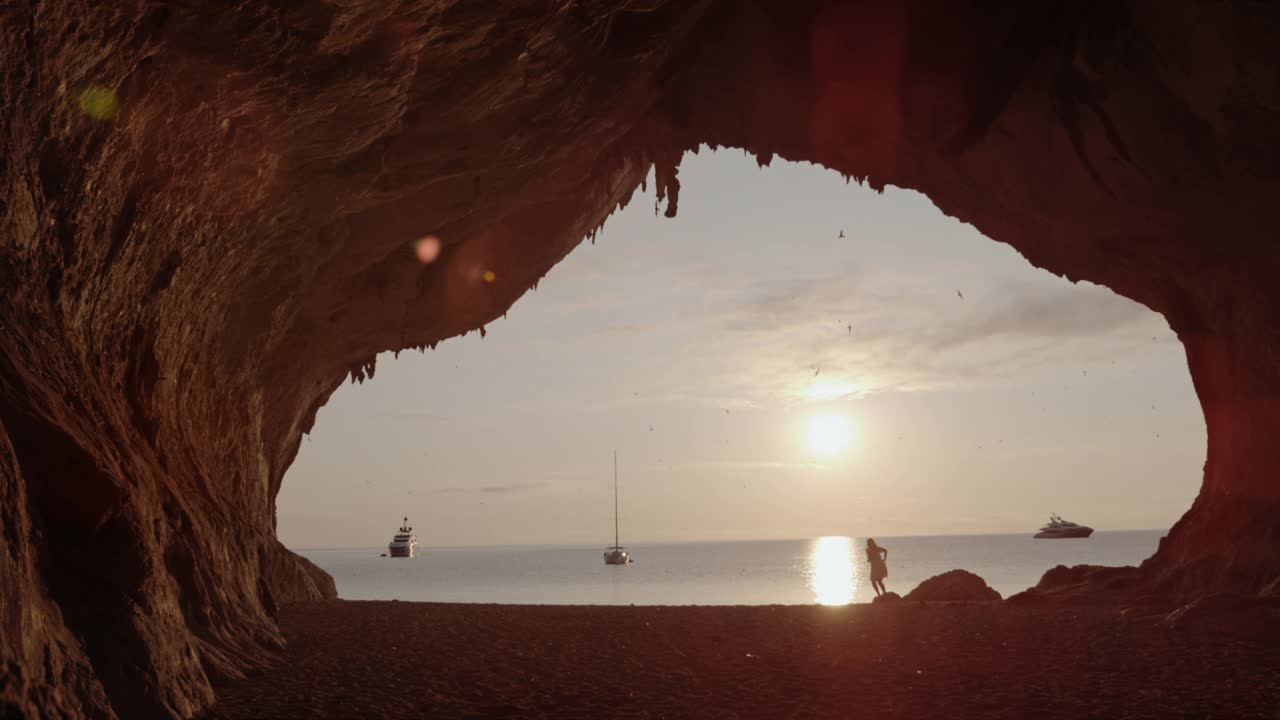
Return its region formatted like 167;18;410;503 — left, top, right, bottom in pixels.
866;538;889;597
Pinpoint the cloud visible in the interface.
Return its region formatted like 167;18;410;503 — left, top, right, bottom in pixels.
723;277;839;333
584;322;653;338
381;411;449;421
725;271;1152;350
679;460;831;474
490;170;1173;417
642;271;1168;410
432;482;547;495
924;280;1154;351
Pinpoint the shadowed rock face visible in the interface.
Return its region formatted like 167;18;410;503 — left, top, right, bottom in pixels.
1;1;1278;717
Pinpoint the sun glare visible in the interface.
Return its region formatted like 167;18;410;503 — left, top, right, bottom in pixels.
808;536;856;605
806;413;852;457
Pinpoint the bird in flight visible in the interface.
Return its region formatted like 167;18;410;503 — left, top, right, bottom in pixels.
648;425;653;432
811;365;820;377
956;289;964;300
838;229;846;239
847;324;852;335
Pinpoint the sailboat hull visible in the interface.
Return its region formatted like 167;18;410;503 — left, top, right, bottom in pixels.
603;451;633;565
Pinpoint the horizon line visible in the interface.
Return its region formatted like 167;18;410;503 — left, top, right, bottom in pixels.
288;527;1167;552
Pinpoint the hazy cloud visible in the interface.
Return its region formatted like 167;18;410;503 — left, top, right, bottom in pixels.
727;272;1151;349
382;411;450;422
649;271;1170;409
925;281;1154;351
680;460;831;474
432;482;548;495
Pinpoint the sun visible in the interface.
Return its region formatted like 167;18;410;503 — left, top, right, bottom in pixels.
806;413;852;457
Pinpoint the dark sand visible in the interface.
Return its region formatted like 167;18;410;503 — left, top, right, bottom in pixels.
204;600;1280;719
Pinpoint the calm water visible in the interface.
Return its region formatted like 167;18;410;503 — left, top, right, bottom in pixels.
295;531;1163;606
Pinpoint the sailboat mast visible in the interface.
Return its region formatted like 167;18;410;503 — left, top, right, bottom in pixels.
613;450;619;547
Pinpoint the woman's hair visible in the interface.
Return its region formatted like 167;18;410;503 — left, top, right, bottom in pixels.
866;538;878;548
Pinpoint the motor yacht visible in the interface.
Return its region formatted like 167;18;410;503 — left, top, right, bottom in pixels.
388;517;419;557
1034;514;1093;539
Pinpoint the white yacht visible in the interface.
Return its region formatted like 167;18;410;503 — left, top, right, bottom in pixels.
388;517;419;557
1034;514;1094;539
603;451;632;565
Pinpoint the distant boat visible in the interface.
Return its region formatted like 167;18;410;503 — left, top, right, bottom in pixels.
1034;514;1093;539
604;451;632;565
388;517;419;557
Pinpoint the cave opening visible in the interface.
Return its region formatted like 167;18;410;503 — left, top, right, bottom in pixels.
276;149;1203;604
7;3;1280;716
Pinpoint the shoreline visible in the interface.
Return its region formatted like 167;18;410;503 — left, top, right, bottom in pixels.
202;599;1279;719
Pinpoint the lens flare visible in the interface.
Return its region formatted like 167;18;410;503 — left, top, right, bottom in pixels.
482;270;496;283
413;235;442;263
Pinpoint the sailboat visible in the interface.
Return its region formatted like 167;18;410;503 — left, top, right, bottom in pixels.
603;450;632;565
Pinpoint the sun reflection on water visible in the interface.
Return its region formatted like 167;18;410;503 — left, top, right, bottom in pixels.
808;536;856;605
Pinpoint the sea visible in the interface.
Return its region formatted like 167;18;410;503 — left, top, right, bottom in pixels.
293;531;1163;606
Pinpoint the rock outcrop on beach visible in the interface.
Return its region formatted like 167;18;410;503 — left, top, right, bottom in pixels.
3;2;1280;717
905;570;1002;603
872;592;903;604
1009;564;1144;606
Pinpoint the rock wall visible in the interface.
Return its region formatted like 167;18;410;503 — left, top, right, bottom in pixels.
1;1;1277;717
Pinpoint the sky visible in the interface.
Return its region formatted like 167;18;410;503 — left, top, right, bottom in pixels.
278;149;1206;549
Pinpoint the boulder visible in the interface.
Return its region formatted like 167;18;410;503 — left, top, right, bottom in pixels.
904;570;1001;602
1010;565;1146;606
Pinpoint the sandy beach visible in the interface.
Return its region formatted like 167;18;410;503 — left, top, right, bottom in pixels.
202;600;1280;719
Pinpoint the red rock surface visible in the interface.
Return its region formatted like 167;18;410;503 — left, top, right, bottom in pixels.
905;570;1001;603
2;1;1279;717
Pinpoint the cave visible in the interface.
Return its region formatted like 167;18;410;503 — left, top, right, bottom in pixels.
2;1;1278;718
